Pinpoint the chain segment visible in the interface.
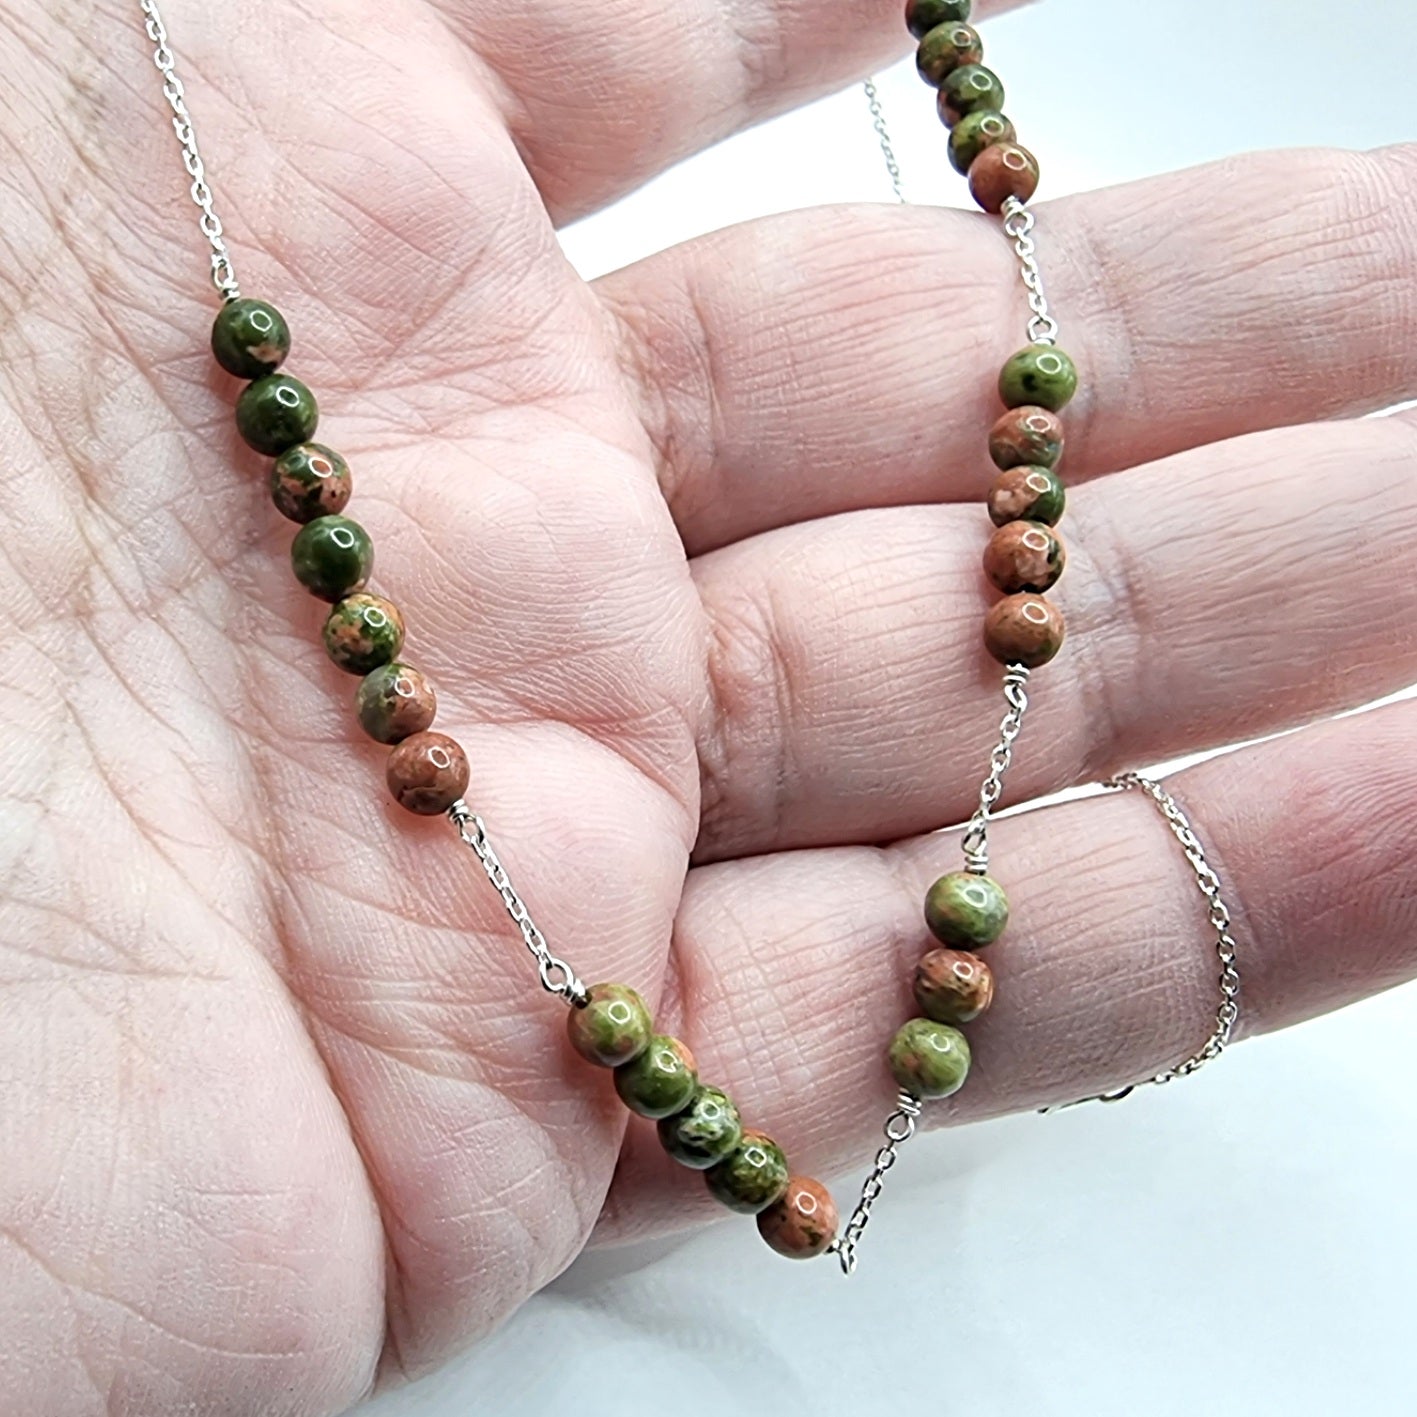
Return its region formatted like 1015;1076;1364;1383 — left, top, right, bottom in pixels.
1001;197;1059;346
861;80;907;204
828;1090;923;1275
960;666;1031;875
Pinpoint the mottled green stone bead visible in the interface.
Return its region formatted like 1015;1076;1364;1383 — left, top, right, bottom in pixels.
290;515;373;602
658;1086;743;1170
916;22;982;86
888;1018;972;1100
998;345;1079;412
906;0;971;39
211;298;290;380
322;592;405;675
236;374;319;456
705;1129;790;1215
356;663;438;744
988;466;1066;528
924;872;1010;949
271;443;352;524
614;1035;698;1119
567;983;653;1069
937;64;1005;128
948;110;1015;175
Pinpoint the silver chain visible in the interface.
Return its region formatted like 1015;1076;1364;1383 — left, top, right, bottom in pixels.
1001;197;1059;346
448;803;589;1008
138;0;241;301
828;1090;922;1275
960;666;1031;875
861;80;907;204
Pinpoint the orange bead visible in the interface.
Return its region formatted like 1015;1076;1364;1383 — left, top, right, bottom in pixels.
983;594;1066;668
969;142;1040;213
757;1177;839;1260
983;521;1065;594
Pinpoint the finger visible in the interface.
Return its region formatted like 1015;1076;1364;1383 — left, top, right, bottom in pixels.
692;408;1417;861
600;702;1417;1242
600;144;1417;554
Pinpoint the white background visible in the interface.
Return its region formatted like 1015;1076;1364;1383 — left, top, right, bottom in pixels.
370;2;1417;1414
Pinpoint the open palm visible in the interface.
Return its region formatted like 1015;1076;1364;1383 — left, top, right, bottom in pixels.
3;0;1416;1411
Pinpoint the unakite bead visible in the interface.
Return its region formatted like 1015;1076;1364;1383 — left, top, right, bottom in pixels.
914;948;995;1025
937;64;1004;127
984;593;1066;668
970;142;1041;214
386;731;469;815
988;467;1066;528
211;298;290;380
290;515;373;602
757;1177;839;1259
705;1130;790;1215
999;345;1079;412
356;663;438;744
924;871;1009;948
916;22;982;86
235;373;318;456
614;1035;698;1119
271;443;352;524
323;592;405;674
658;1086;743;1170
983;520;1066;594
888;1018;972;1099
567;983;652;1068
905;0;971;39
948;110;1015;175
989;405;1065;470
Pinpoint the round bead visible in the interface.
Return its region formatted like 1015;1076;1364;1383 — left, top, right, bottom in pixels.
567;983;652;1068
916;22;982;86
989;406;1064;470
385;731;469;816
905;0;971;39
914;949;995;1025
290;515;373;602
983;593;1066;669
705;1130;790;1215
924;871;1009;949
235;373;319;456
658;1086;743;1170
937;64;1004;128
970;142;1040;214
998;345;1079;412
322;592;405;675
757;1177;839;1260
888;1018;972;1099
988;466;1066;528
614;1035;698;1119
356;663;438;744
211;298;290;380
270;443;352;524
948;110;1015;175
983;520;1066;594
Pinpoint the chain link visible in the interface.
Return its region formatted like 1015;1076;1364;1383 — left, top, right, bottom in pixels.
138;0;241;301
960;665;1031;875
448;803;589;1008
861;79;907;204
828;1090;922;1275
1001;197;1059;346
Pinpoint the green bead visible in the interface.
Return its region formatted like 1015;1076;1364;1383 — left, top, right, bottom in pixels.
888;1018;972;1100
322;592;404;674
614;1035;698;1119
999;345;1079;412
658;1086;743;1170
211;298;290;380
924;872;1010;949
236;373;319;456
271;443;352;524
949;110;1015;175
938;64;1005;128
290;515;373;602
705;1130;790;1215
567;983;653;1069
906;0;971;39
916;22;982;86
355;662;438;744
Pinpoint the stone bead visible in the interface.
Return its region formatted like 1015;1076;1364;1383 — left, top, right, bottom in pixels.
983;520;1066;594
948;110;1015;175
290;515;374;601
969;142;1040;214
916;22;982;86
235;373;319;456
614;1035;698;1119
270;443;352;524
924;871;1010;949
757;1177;839;1260
914;948;995;1025
322;592;405;675
356;663;438;744
989;406;1064;470
385;731;469;816
998;345;1079;412
705;1130;790;1215
658;1086;743;1170
905;0;971;39
937;64;1005;128
888;1018;972;1099
211;298;290;380
988;466;1066;528
566;983;653;1068
983;593;1066;669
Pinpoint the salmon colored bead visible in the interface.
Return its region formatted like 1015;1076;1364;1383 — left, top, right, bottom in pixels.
989;406;1064;470
988;466;1066;528
757;1177;839;1260
386;731;469;815
983;593;1066;668
914;948;995;1025
969;142;1040;213
983;521;1065;594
